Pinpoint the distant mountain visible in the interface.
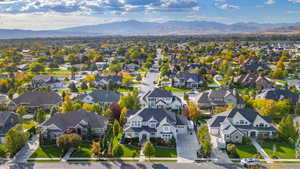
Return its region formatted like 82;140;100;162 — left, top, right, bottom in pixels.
0;20;300;39
262;25;300;34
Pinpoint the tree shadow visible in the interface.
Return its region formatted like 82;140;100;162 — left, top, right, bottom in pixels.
152;163;169;169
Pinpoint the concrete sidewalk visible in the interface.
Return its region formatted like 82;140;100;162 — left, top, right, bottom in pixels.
10;135;40;163
62;148;75;162
250;138;273;163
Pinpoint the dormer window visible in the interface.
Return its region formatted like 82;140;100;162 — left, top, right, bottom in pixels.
240;120;244;125
164;126;170;132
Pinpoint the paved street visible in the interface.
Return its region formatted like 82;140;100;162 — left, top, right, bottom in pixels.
3;162;243;169
176;131;200;163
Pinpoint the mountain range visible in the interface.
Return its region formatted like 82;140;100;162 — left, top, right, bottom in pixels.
1;20;300;39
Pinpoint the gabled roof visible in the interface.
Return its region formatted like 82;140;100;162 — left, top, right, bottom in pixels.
41;109;108;131
256;88;299;105
78;89;120;103
175;73;204;83
13;91;62;107
95;75;122;82
146;88;173;98
32;75;54;82
0;111;18;126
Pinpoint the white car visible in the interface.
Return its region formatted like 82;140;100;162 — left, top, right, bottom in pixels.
240;158;259;167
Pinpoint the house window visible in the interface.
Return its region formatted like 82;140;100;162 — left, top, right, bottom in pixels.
240;120;244;125
259;123;264;127
150;122;156;128
164;126;170;132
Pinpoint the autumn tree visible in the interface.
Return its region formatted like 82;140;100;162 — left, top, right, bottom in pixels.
113;120;121;137
57;134;82;153
143;141;155;159
278;115;299;142
91;141;101;157
4;124;29;157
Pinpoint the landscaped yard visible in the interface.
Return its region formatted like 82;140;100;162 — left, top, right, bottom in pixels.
236;144;258;158
30;145;63;158
153;147;177;157
22;120;36;130
71;142;92;158
161;87;191;93
259;139;296;159
121;145;140;157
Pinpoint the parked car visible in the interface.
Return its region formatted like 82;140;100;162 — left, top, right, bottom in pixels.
240;158;259;167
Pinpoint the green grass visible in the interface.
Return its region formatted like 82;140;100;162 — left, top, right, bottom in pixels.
57;89;70;93
153;147;177;158
71;142;92;158
132;81;142;84
276;80;288;84
161;87;191;93
236;144;258;158
259;140;296;159
121;145;140;157
30;145;63;158
45;68;71;73
136;68;148;72
116;87;137;93
78;87;95;93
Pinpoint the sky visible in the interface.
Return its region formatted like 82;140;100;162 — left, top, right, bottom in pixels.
0;0;300;30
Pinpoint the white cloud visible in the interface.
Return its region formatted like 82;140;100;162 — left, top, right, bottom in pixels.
0;12;121;30
288;0;300;2
265;0;275;4
218;4;240;10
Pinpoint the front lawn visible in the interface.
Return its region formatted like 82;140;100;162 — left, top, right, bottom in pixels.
153;147;177;157
259;139;296;159
30;145;63;158
71;142;92;158
121;145;140;157
236;144;258;158
116;87;137;93
161;87;190;93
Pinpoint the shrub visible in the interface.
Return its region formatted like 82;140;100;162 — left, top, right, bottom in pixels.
112;144;123;157
226;144;238;158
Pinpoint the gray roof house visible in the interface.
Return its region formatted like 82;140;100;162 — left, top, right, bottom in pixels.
235;73;272;90
40;109;108;140
93;75;122;88
77;89;120;105
0;111;19;143
143;88;183;110
10;91;62;111
256;88;299;106
31;75;63;90
171;73;205;89
124;108;193;142
208;108;276;147
197;88;245;112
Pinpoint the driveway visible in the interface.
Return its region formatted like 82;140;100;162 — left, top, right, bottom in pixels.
210;135;232;164
176;130;200;163
10;135;39;163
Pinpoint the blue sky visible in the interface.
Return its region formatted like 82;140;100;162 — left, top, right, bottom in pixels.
0;0;299;30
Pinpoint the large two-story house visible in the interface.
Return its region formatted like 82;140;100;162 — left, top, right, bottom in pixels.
208;108;276;147
0;111;19;143
256;88;300;106
235;73;272;90
39;109;108;140
31;75;63;90
143;88;183;110
197;88;245;112
171;73;205;89
124;108;193;142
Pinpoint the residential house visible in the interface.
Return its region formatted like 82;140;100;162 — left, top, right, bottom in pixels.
0;111;19;143
171;73;205;89
256;88;300;106
10;91;62;111
40;109;108;140
143;88;183;110
124;108;193;142
208;108;276;146
197;88;245;112
31;75;64;90
93;75;122;88
77;89;120;106
241;59;270;73
235;73;272;90
124;63;139;72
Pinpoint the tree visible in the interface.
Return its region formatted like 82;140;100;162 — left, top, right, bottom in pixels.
186;102;201;121
121;73;133;87
61;96;80;113
81;81;88;90
110;102;121;120
113;120;121;137
119;107;128;126
109;64;122;74
278;115;299;142
112;143;123;157
4;124;29;157
35;109;46;123
91;141;101;157
143;141;155;159
119;92;140;110
57;134;82;153
16;106;28;116
82;103;94;112
0;145;7;157
29;62;45;73
197;125;212;157
226;144;238;158
183;93;189;102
